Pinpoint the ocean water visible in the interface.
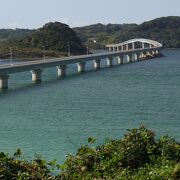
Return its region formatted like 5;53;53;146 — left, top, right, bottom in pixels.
0;49;180;163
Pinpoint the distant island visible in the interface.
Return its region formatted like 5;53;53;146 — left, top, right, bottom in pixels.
0;16;179;59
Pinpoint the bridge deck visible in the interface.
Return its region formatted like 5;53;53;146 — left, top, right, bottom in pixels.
0;47;160;75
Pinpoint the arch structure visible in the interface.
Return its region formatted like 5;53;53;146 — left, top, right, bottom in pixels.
106;38;163;51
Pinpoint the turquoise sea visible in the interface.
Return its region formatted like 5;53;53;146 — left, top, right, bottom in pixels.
0;49;180;162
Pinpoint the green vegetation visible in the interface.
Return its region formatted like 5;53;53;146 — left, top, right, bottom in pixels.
0;29;34;42
74;16;180;49
74;23;137;49
0;126;180;179
0;16;179;59
0;22;86;59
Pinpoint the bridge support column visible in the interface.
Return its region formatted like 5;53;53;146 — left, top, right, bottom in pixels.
140;52;145;60
155;50;159;55
151;50;156;55
117;55;123;65
0;74;9;89
56;65;67;77
107;57;113;67
127;54;133;63
134;53;140;61
94;59;101;70
31;69;43;82
134;53;138;61
77;62;86;73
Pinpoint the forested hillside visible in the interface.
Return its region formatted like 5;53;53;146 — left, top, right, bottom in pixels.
74;16;180;48
0;29;34;42
0;22;86;58
0;16;179;59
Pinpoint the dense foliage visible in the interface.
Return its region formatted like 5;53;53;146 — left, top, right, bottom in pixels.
0;22;86;58
74;16;180;48
0;29;34;42
58;126;180;179
0;126;180;179
0;16;179;58
17;22;86;54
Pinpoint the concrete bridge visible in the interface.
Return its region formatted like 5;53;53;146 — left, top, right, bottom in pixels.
0;38;162;89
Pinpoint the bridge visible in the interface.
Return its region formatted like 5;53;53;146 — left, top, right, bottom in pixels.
106;38;163;51
0;38;162;89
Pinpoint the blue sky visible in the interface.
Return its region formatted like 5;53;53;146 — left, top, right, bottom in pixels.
1;0;180;29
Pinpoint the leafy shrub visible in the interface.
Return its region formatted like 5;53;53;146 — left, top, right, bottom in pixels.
0;126;179;179
58;126;180;179
0;149;55;179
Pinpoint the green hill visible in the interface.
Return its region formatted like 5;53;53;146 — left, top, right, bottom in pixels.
73;23;137;48
0;16;179;59
17;22;86;54
0;22;86;58
0;29;34;42
73;16;180;48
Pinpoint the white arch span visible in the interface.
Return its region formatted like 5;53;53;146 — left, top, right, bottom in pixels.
106;38;163;51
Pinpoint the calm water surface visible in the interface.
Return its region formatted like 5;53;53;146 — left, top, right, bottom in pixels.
0;49;180;162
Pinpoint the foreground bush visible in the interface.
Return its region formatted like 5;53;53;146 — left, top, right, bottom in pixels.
0;126;180;179
58;126;180;179
0;149;56;179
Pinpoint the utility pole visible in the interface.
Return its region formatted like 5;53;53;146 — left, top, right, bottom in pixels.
86;44;89;55
9;47;13;65
67;44;71;57
42;46;46;62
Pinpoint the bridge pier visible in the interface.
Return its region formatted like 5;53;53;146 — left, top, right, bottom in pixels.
31;69;43;82
0;74;9;89
57;65;67;77
155;50;159;55
139;52;145;59
94;59;101;70
127;54;133;63
107;57;113;67
117;55;123;65
134;53;138;61
77;62;86;73
134;53;140;61
151;50;155;55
